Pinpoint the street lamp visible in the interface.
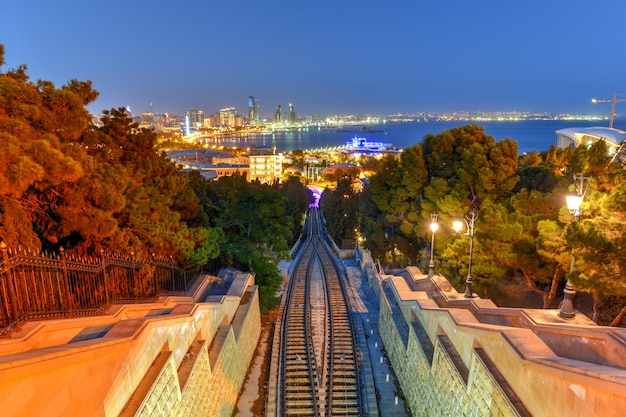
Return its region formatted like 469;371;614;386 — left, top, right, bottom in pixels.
428;213;439;277
559;173;591;319
453;209;478;298
384;227;396;269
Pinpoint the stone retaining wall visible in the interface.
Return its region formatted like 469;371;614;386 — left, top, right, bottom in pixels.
0;273;261;417
360;251;626;417
128;286;260;417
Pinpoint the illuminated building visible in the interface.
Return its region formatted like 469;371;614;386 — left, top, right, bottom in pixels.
168;150;250;180
140;111;153;124
248;96;260;125
556;126;626;158
219;107;236;127
185;109;204;129
288;102;296;125
248;147;284;184
274;103;282;124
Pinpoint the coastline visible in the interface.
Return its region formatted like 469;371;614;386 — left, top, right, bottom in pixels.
196;119;618;155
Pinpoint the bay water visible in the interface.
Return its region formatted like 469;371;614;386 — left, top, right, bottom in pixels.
210;119;623;155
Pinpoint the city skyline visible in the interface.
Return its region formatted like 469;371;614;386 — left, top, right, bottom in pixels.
2;1;626;117
139;105;612;123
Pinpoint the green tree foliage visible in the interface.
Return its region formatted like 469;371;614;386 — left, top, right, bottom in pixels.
205;174;298;310
422;124;519;209
368;124;519;275
70;108;219;265
320;177;359;244
420;125;519;277
0;48;218;269
543;145;575;175
514;165;560;193
0;51;95;250
356;183;386;260
279;176;313;241
360;123;626;322
481;193;569;308
567;174;626;325
369;145;428;239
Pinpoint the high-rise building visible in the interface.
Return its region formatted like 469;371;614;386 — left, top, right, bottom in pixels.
141;111;153;124
248;96;260;125
274;103;282;124
185;109;204;129
220;107;237;127
288;103;297;125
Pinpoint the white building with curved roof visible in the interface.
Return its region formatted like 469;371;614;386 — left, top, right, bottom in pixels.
556;126;626;156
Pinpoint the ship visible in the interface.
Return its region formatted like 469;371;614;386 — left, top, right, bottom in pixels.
344;135;394;152
337;125;385;133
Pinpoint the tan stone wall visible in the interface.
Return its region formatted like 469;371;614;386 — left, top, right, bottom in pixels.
376;282;524;416
179;342;213;417
135;354;182;417
0;274;261;417
362;260;626;417
131;285;261;417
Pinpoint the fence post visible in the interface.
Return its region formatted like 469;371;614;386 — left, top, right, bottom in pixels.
170;256;175;292
0;241;20;332
101;249;110;306
59;247;73;318
152;253;158;294
130;251;137;301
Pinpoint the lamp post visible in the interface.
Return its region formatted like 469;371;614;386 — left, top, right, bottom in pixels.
453;209;478;298
559;173;591;319
385;227;396;269
384;230;389;268
428;213;439;277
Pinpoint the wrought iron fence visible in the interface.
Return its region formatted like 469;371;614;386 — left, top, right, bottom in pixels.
0;242;196;336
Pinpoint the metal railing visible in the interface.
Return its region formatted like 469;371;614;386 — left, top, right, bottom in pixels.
0;242;195;336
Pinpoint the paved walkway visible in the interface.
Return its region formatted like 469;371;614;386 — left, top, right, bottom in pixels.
234;327;269;416
343;259;411;417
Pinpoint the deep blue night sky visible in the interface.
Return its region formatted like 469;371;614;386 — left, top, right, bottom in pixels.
3;0;626;117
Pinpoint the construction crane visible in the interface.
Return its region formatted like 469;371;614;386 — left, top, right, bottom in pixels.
591;93;626;129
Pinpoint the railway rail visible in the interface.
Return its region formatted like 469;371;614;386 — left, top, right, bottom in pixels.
278;208;363;417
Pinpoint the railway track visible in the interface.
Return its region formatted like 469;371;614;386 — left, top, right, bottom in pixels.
278;208;363;417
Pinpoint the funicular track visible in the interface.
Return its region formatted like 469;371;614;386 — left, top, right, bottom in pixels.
279;208;363;417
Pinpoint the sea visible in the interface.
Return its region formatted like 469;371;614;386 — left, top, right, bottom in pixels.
206;118;625;155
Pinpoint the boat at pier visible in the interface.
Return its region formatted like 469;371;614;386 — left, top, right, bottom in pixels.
345;135;393;152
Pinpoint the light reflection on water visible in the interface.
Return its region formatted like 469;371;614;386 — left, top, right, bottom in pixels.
200;119;616;155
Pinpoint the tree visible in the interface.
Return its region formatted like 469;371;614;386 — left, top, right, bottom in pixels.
320;177;359;244
369;145;428;247
207;174;296;310
490;190;572;308
0;48;219;267
0;49;97;250
75;108;220;265
422;124;518;210
568;180;626;325
357;183;387;261
278;176;313;243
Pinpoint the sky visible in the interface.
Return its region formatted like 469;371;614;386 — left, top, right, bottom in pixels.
2;0;626;118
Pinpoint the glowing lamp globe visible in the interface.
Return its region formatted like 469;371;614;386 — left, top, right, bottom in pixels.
566;194;583;214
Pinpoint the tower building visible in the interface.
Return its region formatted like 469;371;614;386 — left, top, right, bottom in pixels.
274;103;282;124
288;102;297;125
248;96;260;125
185;109;204;129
